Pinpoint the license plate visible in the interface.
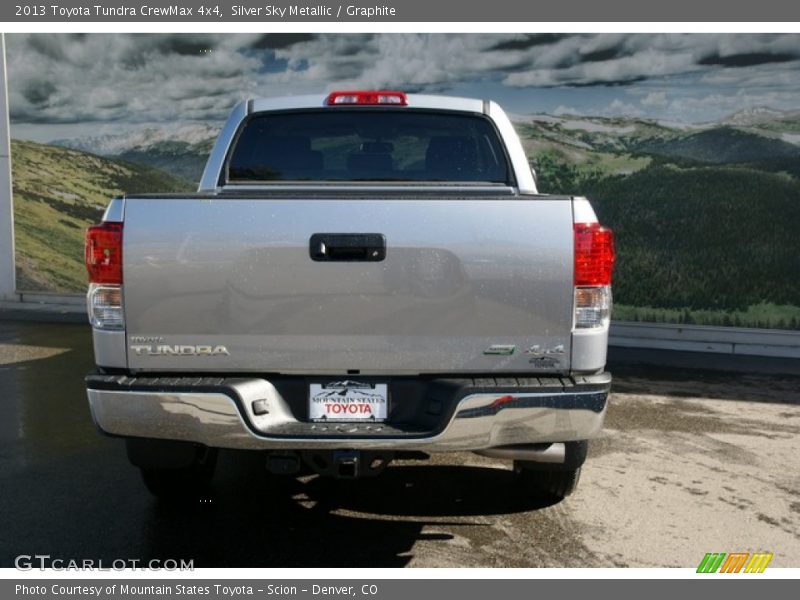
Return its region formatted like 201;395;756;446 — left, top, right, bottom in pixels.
309;381;388;421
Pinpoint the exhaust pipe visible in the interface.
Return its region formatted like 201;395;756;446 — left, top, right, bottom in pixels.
475;443;566;464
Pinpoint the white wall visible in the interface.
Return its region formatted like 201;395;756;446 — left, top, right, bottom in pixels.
0;34;17;301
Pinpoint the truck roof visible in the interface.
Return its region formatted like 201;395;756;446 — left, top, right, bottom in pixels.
249;93;486;114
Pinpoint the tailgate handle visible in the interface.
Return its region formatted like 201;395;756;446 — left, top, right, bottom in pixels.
310;233;386;262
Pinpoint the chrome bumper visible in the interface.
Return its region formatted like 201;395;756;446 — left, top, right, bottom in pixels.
86;373;610;452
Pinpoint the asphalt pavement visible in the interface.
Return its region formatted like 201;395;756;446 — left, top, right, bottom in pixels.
1;319;798;568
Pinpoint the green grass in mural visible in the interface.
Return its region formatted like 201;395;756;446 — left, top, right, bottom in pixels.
533;161;800;330
613;303;800;330
11;139;193;292
525;122;800;330
10;113;800;330
586;164;800;313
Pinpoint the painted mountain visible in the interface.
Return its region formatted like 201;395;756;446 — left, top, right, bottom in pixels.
52;123;220;185
11;107;800;328
11;140;192;292
516;108;800;329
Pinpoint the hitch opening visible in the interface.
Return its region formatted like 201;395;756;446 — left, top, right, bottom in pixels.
301;450;393;479
335;450;360;479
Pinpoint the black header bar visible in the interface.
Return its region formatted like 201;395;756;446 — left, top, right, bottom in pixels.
4;0;800;22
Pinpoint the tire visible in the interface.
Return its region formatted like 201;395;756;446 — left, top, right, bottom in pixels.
514;464;582;499
125;439;217;500
513;440;588;500
140;448;217;500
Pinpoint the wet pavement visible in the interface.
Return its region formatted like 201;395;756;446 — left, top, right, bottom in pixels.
1;319;799;568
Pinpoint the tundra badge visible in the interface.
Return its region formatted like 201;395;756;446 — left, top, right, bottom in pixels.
130;345;230;356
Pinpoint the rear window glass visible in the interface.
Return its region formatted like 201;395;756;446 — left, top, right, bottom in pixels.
226;110;510;184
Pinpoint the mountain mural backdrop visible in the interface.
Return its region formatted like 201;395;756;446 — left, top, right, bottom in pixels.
11;107;800;329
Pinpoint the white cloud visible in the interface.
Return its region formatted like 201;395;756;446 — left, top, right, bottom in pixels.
642;91;668;106
553;105;583;116
603;99;644;117
5;33;800;133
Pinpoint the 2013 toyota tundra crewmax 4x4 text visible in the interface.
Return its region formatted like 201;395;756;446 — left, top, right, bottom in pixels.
84;90;615;501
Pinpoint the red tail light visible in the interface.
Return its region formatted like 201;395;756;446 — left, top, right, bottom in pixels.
574;223;614;286
326;90;407;106
85;222;122;284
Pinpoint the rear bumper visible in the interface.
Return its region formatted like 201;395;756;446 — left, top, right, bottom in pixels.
86;372;611;452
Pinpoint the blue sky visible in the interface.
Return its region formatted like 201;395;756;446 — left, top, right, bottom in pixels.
7;33;800;142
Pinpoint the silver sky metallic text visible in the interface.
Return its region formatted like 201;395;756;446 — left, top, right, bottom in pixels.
232;5;333;18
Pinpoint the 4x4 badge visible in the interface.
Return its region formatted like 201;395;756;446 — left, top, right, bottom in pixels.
526;344;565;356
483;344;516;356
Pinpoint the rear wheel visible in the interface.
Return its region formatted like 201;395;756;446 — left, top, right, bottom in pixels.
513;440;588;500
126;438;217;500
514;464;582;499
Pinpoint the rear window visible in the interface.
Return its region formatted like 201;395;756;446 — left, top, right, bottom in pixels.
226;110;510;184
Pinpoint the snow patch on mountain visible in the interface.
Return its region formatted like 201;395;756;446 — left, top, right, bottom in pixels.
782;133;800;146
52;122;219;156
720;107;791;127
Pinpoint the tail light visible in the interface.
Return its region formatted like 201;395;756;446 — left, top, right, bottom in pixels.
85;222;124;330
326;90;407;106
574;223;614;286
85;222;122;284
574;223;614;329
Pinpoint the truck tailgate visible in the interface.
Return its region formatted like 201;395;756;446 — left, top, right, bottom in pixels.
122;195;574;374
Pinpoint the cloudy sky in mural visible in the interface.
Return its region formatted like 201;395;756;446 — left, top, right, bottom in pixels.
7;32;800;141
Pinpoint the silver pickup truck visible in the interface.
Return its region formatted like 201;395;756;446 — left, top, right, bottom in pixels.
84;91;614;501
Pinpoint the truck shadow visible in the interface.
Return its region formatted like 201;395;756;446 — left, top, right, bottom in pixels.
302;463;558;518
0;321;557;568
140;450;559;567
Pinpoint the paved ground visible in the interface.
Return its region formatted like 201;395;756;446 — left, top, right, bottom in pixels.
1;319;798;568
